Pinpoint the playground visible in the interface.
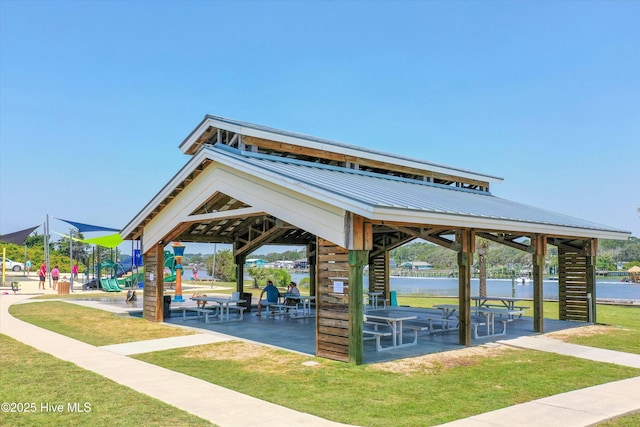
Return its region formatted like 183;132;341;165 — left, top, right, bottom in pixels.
84;250;179;293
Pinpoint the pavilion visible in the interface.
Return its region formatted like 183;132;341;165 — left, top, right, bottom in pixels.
121;115;630;364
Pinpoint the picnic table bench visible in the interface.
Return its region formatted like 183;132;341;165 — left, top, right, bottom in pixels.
402;317;460;335
181;306;221;324
266;302;299;317
363;321;394;351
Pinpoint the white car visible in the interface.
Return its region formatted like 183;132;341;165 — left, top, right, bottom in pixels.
0;257;25;272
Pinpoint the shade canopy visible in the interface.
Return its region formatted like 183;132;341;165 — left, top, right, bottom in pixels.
56;218;119;233
0;226;40;245
56;231;124;249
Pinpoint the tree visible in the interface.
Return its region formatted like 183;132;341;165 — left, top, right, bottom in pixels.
246;266;271;289
246;266;291;289
205;249;235;282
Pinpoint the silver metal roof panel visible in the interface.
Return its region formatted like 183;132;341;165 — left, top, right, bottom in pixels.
208;145;629;236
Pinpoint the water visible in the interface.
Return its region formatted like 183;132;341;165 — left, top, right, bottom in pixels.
288;273;639;302
387;277;640;301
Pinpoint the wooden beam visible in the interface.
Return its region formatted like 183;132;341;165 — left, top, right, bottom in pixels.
385;224;458;250
244;135;491;190
346;213;373;250
182;207;266;224
477;232;532;253
234;219;293;256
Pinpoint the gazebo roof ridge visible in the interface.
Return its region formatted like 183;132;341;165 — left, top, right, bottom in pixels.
210;142;495;196
180;114;504;186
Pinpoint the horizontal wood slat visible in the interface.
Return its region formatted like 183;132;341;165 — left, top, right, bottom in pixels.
316;238;350;363
559;249;589;322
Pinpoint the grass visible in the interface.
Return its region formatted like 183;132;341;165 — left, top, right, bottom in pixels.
0;334;214;427
8;298;640;426
130;340;639;427
8;301;195;346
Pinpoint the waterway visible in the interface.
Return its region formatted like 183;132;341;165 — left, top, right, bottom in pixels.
288;274;639;302
193;271;639;302
385;276;639;301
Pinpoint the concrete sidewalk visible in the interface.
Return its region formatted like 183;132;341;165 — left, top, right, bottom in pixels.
1;294;354;427
2;291;640;426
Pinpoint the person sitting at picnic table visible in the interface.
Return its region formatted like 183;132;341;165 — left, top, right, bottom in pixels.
191;292;208;308
256;280;279;316
285;281;300;306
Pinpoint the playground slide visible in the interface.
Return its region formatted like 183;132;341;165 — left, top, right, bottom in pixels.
100;278;121;292
109;278;124;291
164;274;176;283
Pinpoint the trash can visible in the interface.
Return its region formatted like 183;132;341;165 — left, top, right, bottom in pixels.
163;295;172;319
390;290;398;307
58;280;70;295
240;292;252;313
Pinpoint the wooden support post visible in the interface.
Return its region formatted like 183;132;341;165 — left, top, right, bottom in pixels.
235;254;246;293
155;243;165;322
457;230;473;346
532;235;546;333
348;250;367;365
308;241;317;298
587;238;597;323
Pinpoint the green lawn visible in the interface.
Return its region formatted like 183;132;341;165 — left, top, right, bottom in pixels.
133;341;638;427
0;335;214;427
8;298;640;426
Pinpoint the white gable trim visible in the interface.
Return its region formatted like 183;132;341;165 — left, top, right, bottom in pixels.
141;162;348;249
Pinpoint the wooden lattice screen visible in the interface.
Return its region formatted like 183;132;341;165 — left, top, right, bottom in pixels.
558;248;590;322
316;238;351;362
368;253;387;295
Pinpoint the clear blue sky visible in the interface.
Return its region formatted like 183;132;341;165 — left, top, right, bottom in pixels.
1;0;639;255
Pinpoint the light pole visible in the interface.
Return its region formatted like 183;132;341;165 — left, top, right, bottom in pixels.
69;227;78;293
172;242;185;302
210;243;217;289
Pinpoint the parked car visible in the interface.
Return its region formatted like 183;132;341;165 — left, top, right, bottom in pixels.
0;257;25;271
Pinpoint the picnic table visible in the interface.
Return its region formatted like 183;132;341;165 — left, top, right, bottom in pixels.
280;294;315;318
188;296;246;323
364;309;417;350
433;304;522;338
471;296;529;319
364;291;386;310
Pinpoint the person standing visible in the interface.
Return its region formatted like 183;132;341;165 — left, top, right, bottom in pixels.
192;263;199;281
72;263;79;280
38;262;47;290
51;265;60;291
25;259;32;276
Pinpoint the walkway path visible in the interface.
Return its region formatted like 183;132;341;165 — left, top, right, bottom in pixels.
2;284;640;426
1;294;353;427
436;336;640;426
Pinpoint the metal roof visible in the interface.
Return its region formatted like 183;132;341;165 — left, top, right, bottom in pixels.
180;115;504;184
205;144;630;237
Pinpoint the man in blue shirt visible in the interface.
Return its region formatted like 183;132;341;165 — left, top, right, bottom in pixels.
256;280;279;316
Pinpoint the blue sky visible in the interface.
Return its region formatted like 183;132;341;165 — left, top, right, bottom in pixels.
1;0;639;255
